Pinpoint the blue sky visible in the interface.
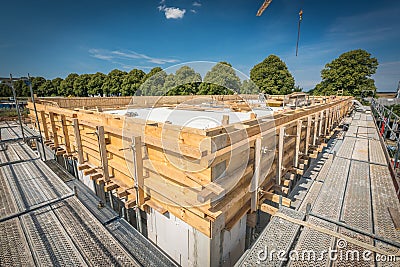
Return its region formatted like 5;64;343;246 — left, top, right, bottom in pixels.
0;0;399;91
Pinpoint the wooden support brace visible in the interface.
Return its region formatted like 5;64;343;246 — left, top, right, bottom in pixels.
73;118;84;164
125;199;136;209
145;199;168;214
83;167;97;176
294;120;302;167
104;182;119;192
60;114;71;153
117;190;129;198
132;136;145;207
55;149;66;156
49;112;58;147
78;163;90;171
313;113;318;146
39;111;49;140
97;126;110;182
96;178;105;185
262;191;291;207
90;173;103;181
305;116;311;155
318;111;324;137
260;203;278;215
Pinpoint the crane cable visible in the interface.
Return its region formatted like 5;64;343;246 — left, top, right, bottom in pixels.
296;9;303;56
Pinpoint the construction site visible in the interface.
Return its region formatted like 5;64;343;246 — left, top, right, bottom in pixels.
1;85;399;266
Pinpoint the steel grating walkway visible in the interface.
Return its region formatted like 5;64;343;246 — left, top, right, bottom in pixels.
237;110;400;266
0;121;39;142
0;134;178;267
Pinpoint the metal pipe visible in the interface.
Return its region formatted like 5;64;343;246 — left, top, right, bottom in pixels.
9;74;25;141
309;212;400;249
28;74;47;161
132;136;143;234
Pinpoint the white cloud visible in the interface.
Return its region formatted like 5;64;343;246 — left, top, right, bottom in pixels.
89;49;179;65
190;9;196;14
162;7;186;19
193;1;201;7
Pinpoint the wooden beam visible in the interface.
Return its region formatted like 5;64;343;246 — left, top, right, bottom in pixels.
125;199;136;209
83;167;97;176
49;112;59;147
294;120;302;167
313;113;319;146
78;163;90;171
260;203;278;215
132;136;145;207
73;118;84;164
55;149;66;156
305;116;311;155
262;191;291;207
117;190;129;198
90;173;103;181
318;111;323;137
145;199;168;214
96;126;110;182
104;182;119;192
39;111;49;140
60;115;71;153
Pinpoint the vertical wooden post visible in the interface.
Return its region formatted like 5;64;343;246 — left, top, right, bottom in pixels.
305;116;311;155
313;113;319;146
132;136;144;207
73;118;84;164
39;111;49;141
277;126;285;185
324;109;329;136
294;120;302;167
61;115;71;153
251;138;262;212
49;112;58;147
318;111;324;137
96;126;110;182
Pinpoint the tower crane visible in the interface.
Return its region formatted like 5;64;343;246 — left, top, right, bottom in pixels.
256;1;304;56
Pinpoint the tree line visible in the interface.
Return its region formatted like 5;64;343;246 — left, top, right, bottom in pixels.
0;49;378;98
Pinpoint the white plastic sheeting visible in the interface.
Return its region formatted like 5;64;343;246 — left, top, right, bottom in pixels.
105;107;277;129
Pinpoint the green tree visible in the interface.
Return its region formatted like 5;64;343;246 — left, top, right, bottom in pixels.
73;74;91;96
121;69;146;96
30;77;46;96
240;80;259;94
250;55;295;95
198;62;241;95
102;69;127;96
59;73;79;96
312;49;378;96
51;78;63;95
165;66;202;95
12;80;30;97
0;84;12;97
38;80;58;96
141;67;167;96
88;72;106;96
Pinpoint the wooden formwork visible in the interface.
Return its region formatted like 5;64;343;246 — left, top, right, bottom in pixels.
28;95;353;238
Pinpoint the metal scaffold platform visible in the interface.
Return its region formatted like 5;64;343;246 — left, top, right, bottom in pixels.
237;110;400;266
0;128;178;267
